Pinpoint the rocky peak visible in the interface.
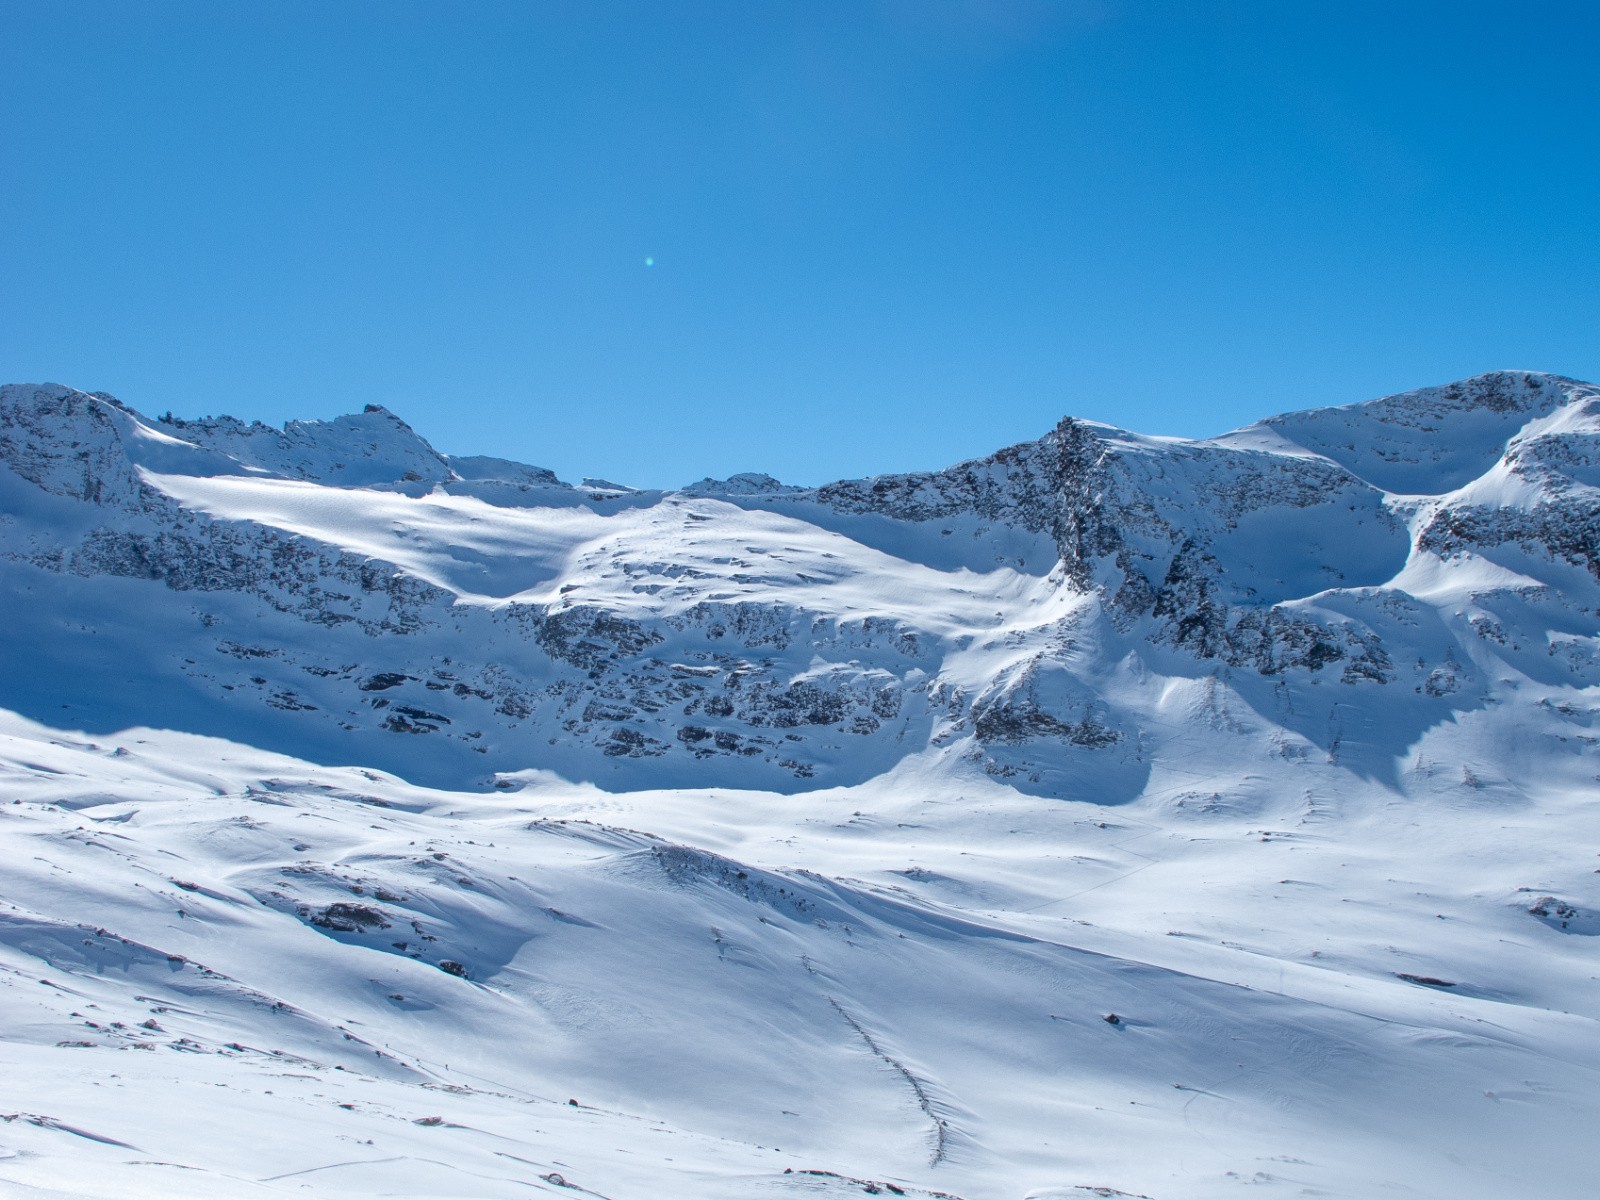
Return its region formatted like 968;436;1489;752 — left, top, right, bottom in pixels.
0;382;460;496
1241;370;1592;494
679;472;799;498
0;382;154;509
167;404;455;487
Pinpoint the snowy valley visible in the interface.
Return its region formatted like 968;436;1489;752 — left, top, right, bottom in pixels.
0;371;1597;1199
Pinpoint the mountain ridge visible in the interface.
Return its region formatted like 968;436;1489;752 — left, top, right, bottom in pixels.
14;366;1592;492
1;369;1596;794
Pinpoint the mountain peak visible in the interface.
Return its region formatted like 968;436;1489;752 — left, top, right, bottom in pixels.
1226;371;1597;494
680;472;799;497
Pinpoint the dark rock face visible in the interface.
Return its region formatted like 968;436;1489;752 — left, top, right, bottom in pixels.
1420;503;1600;581
537;607;664;673
306;903;390;932
973;701;1119;748
0;385;150;509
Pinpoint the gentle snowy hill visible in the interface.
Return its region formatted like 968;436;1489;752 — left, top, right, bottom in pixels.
1;372;1597;1199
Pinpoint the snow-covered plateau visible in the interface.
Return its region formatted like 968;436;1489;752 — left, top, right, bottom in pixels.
1;370;1597;1199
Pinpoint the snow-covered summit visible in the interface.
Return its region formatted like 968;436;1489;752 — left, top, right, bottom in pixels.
0;383;452;497
161;402;455;488
1226;369;1592;493
680;471;800;497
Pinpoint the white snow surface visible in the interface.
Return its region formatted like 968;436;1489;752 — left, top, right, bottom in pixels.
1;371;1598;1199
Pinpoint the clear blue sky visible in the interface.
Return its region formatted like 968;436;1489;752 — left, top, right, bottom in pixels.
4;2;1598;488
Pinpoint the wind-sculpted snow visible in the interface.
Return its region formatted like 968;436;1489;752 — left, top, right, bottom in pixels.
3;372;1600;1197
0;708;1597;1199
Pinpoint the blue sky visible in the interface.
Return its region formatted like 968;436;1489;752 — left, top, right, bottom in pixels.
4;2;1598;488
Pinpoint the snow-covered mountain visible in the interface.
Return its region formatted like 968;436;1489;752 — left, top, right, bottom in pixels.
1;372;1597;1199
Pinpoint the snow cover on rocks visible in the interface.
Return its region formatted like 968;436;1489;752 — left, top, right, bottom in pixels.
0;371;1597;1199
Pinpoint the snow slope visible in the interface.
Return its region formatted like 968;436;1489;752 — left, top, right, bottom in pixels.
1;371;1598;1199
